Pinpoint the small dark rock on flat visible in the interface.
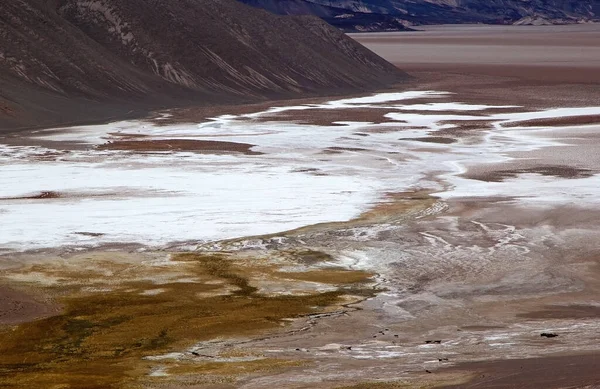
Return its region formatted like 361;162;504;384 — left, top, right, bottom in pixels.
541;333;559;338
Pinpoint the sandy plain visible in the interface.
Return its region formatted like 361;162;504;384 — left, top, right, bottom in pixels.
1;24;600;388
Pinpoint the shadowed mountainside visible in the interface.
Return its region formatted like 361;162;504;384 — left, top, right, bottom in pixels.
0;0;406;131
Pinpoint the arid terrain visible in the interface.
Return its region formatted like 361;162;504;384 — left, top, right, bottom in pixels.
0;0;405;131
1;24;600;389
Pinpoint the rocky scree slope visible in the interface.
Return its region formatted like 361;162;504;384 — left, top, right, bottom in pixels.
0;0;406;131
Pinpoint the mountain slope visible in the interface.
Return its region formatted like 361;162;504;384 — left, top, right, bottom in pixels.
239;0;414;31
0;0;406;131
238;0;600;29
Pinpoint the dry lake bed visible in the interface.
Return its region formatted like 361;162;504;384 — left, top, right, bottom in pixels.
1;25;600;388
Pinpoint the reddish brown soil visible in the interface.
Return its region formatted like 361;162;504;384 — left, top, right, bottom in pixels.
260;108;395;126
0;286;59;326
460;325;507;331
465;166;595;182
518;304;600;320
1;191;62;200
326;147;368;152
107;132;149;138
435;120;497;136
503;114;600;128
442;353;600;389
351;25;600;86
403;136;456;144
97;139;261;154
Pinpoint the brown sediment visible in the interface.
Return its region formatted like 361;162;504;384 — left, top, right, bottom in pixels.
107;132;150;138
393;109;491;117
359;192;437;222
275;269;373;285
326;147;368;152
258;108;394;126
502;114;600;128
406;147;446;154
0;191;62;200
402;137;456;144
255;107;499;127
0;251;375;389
336;374;472;389
146;95;363;127
147;94;493;129
97;139;262;155
436;120;496;134
256;109;504;130
517;304;600;320
148;97;518;132
465;166;595;182
440;353;600;389
290;250;335;266
460;325;507;331
0;286;60;325
336;383;412;389
364;125;420;134
352;26;600;112
74;232;106;237
161;358;304;378
0;191;142;202
391;69;600;112
352;25;600;87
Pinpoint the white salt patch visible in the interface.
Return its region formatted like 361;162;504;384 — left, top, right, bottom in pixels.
144;352;185;361
148;366;169;377
0;158;382;250
384;112;483;130
327;91;450;105
438;173;600;206
140;288;165;296
2;91;600;251
495;107;600;125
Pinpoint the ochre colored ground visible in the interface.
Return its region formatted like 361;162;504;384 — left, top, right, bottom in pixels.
0;252;374;388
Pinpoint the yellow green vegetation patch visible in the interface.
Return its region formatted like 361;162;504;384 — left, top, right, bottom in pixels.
164;358;304;376
0;251;374;388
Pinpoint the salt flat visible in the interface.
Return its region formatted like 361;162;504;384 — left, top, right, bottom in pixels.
1;90;600;388
2;91;600;252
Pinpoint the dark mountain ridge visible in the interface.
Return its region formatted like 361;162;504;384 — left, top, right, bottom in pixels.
238;0;600;31
239;0;415;31
0;0;406;131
